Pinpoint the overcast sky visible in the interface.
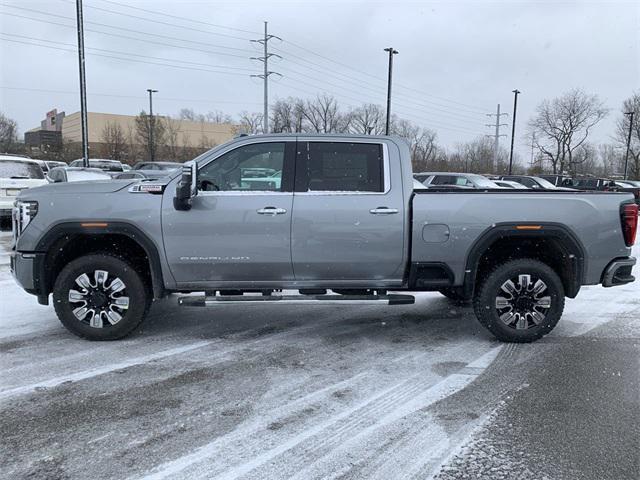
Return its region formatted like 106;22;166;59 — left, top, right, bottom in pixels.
1;0;638;160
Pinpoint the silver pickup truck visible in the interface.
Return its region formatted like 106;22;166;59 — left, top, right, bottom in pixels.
10;134;638;342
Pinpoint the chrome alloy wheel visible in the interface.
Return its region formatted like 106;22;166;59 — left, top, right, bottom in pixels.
495;274;551;330
68;270;129;328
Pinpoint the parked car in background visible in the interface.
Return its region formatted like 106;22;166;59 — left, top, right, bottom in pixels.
122;164;132;171
0;155;47;220
614;180;640;204
68;159;125;175
572;177;617;191
415;172;504;188
129;161;183;180
47;167;113;183
45;160;67;171
114;172;147;180
499;175;572;190
493;180;528;189
133;161;182;171
539;174;575;188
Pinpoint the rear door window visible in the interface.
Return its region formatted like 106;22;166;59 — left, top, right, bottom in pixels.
298;142;384;192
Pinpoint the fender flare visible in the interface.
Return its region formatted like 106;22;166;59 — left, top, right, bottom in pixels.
462;222;586;299
36;221;165;299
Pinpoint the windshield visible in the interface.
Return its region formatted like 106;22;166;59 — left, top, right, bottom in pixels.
532;176;558;189
469;175;500;188
0;161;44;179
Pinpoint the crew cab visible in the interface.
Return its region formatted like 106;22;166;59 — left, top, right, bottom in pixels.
10;134;638;343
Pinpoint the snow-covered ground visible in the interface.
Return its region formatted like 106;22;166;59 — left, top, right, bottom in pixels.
0;230;638;480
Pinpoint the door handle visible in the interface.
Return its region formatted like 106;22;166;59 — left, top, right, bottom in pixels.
257;206;287;215
369;207;399;215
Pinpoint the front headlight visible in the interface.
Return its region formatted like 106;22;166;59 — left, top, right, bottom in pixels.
13;200;38;236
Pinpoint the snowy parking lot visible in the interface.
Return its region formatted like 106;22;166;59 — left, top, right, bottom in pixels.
0;230;638;480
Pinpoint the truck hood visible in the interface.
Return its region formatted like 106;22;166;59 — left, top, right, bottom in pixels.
18;179;135;198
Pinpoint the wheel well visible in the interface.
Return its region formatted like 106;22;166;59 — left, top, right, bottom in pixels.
44;233;154;296
472;235;581;298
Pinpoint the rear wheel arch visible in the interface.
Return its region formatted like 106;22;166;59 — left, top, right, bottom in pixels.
463;223;585;299
37;222;165;300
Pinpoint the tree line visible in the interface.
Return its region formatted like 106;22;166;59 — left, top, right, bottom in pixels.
1;89;638;179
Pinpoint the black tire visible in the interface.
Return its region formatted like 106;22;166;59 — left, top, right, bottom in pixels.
53;253;151;340
438;287;471;303
473;259;565;343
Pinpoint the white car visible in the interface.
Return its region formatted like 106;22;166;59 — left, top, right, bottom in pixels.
0;155;47;219
47;167;113;183
493;179;529;189
414;172;506;189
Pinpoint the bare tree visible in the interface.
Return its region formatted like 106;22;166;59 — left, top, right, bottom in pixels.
528;89;608;174
99;122;128;162
348;104;386;135
238;111;264;135
205;110;234;124
178;108;200;122
302;94;349;133
163;117;183;160
616;92;640;180
135;110;166;161
271;97;305;133
0;112;19;153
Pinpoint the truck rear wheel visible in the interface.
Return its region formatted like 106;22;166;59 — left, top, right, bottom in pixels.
473;259;564;343
53;253;151;340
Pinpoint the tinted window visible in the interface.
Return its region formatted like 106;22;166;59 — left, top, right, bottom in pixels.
0;161;44;179
198;142;285;192
304;142;383;192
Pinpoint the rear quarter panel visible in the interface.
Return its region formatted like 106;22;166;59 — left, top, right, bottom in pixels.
411;191;634;285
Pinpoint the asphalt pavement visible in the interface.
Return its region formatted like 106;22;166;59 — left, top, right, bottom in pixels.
0;231;638;480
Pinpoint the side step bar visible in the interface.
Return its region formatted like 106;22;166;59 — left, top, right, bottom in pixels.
178;294;415;307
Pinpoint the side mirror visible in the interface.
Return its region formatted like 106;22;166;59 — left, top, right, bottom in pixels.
173;163;197;211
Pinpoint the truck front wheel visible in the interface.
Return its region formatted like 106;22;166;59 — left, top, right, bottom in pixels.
473;259;565;343
53;253;151;340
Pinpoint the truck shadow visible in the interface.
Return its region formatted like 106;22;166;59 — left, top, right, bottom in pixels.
138;293;491;347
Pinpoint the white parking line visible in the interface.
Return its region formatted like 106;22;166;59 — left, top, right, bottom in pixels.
0;340;213;401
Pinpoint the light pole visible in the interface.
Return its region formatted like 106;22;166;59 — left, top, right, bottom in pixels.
75;0;89;167
508;89;521;175
384;47;398;135
147;89;158;161
623;111;635;180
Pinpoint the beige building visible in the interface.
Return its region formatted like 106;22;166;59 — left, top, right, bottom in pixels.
61;111;238;147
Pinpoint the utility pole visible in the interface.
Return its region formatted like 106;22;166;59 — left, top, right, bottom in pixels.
251;21;281;134
508;89;521;175
75;0;89;167
384;47;398;135
623;111;635;180
485;103;508;172
147;89;158;161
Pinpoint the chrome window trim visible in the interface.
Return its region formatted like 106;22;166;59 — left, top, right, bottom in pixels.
197;191;293;197
296;141;390;196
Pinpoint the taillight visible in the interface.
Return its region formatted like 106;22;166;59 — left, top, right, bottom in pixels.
621;203;639;247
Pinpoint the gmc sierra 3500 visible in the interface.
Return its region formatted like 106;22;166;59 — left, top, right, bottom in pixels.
10;134;638;342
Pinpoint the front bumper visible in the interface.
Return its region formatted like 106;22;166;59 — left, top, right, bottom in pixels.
602;257;636;287
10;250;48;303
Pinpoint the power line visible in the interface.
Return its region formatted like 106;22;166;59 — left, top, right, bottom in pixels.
58;0;254;42
0;37;254;77
1;32;256;71
0;86;262;105
280;40;489;112
0;11;252;59
0;5;256;54
96;0;261;35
